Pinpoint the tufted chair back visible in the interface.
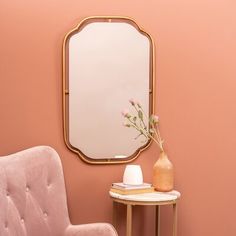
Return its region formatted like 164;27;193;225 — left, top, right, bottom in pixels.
0;146;118;236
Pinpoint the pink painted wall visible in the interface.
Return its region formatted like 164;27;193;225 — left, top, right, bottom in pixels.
1;1;236;235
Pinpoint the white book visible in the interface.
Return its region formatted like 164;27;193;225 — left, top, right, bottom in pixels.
112;182;152;190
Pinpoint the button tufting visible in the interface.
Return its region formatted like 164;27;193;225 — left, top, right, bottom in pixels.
21;218;24;223
5;222;8;228
6;191;10;197
44;212;48;217
26;187;29;192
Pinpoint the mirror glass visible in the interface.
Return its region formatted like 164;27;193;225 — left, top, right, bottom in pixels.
63;17;154;164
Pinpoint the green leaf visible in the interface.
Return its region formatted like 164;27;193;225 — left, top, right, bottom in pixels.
149;115;154;124
138;110;143;120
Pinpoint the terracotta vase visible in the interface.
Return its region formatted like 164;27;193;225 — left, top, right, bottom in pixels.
153;151;174;192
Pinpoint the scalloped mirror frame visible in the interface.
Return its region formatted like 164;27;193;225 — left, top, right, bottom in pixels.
62;16;155;164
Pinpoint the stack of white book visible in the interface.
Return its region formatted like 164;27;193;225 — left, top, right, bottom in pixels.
110;182;154;195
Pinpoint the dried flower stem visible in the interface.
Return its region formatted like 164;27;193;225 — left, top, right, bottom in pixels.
133;106;147;130
128;116;161;147
123;100;165;152
138;105;164;151
151;123;164;151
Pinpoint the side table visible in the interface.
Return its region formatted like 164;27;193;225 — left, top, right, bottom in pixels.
110;190;180;236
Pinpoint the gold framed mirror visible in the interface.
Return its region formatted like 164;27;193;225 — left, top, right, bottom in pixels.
63;16;155;164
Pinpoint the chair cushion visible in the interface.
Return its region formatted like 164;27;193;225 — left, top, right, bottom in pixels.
0;146;70;236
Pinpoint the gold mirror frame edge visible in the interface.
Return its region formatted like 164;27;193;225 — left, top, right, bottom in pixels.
62;16;156;165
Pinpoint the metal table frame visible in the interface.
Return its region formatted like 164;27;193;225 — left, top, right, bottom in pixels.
111;193;179;236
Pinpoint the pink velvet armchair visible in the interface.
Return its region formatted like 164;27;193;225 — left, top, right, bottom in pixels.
0;146;118;236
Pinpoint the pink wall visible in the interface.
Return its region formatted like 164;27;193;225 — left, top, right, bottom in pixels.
1;1;236;235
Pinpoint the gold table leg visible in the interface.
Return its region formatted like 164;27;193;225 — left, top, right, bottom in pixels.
112;201;117;229
173;203;177;236
126;204;132;236
155;205;160;236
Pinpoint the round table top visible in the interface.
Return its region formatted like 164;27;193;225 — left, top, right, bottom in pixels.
110;190;181;204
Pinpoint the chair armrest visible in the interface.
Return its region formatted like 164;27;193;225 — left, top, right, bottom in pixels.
65;223;118;236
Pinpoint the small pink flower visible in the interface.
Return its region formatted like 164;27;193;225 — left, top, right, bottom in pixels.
153;115;159;123
136;101;141;108
121;109;131;118
129;98;136;106
123;121;131;127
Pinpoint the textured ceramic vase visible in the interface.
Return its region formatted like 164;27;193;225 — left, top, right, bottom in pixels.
153;151;174;192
